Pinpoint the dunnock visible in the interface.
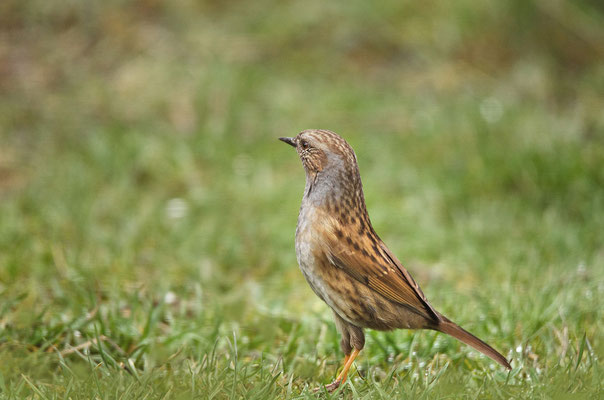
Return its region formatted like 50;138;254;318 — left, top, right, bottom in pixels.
280;129;511;391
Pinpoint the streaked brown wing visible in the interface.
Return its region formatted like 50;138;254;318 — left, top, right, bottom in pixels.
322;216;440;322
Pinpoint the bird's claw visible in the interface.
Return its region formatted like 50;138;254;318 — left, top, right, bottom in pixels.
313;379;341;393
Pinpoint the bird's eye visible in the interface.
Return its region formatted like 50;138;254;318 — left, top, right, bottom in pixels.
300;140;309;150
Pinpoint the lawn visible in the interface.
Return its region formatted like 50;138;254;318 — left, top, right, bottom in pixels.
1;1;603;398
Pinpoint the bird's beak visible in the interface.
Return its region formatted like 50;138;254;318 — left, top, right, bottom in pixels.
279;137;296;148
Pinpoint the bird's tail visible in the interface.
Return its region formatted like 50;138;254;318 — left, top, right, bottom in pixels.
435;317;511;370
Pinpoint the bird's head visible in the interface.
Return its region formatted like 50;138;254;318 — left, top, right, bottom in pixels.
279;129;358;178
280;129;363;204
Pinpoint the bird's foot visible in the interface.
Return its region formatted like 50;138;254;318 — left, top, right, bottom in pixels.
313;379;341;393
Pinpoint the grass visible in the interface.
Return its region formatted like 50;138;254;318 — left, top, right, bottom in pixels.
1;0;603;398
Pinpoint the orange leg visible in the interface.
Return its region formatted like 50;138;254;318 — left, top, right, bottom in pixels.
317;348;361;392
336;348;360;385
340;354;351;374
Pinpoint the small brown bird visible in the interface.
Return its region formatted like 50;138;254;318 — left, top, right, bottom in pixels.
280;129;511;391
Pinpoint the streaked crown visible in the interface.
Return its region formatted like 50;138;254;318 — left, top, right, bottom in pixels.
290;129;358;175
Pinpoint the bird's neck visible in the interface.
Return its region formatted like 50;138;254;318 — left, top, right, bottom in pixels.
302;167;366;213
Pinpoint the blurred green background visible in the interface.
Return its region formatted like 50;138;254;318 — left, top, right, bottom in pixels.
1;0;603;398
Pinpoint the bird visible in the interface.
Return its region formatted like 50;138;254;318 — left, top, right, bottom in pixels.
279;129;511;392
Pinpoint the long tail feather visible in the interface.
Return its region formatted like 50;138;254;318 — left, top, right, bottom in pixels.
436;319;511;369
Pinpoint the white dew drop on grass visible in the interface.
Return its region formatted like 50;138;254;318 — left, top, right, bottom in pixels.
166;198;188;219
164;291;177;305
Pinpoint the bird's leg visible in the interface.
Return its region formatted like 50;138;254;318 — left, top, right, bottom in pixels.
321;348;361;392
339;353;351;374
337;348;360;384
